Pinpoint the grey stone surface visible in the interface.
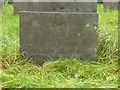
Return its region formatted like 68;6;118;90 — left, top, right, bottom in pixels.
9;0;13;2
14;2;97;14
20;11;98;64
98;0;103;3
8;0;14;4
3;0;13;2
103;2;119;10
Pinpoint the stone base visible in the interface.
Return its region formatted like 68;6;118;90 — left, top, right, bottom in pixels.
20;11;98;64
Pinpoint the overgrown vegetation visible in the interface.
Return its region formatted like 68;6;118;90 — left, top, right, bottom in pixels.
0;4;118;88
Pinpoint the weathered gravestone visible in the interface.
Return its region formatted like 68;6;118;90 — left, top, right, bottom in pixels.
3;0;13;3
9;0;13;2
14;2;97;14
8;0;13;4
98;0;103;3
20;11;98;64
103;0;119;10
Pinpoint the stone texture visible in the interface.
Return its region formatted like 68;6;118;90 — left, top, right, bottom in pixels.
20;11;98;64
14;2;97;14
103;0;119;10
3;0;13;2
98;0;103;3
8;0;14;4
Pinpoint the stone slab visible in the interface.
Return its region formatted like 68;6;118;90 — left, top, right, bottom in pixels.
14;2;97;14
3;0;13;2
20;11;98;64
98;0;103;3
9;0;13;2
8;0;14;4
103;0;119;10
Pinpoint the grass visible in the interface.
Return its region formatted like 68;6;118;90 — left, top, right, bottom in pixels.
0;3;119;88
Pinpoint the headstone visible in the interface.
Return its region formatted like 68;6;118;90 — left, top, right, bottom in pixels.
14;2;97;14
20;11;98;64
98;0;103;3
8;0;13;4
103;0;119;10
9;0;13;2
